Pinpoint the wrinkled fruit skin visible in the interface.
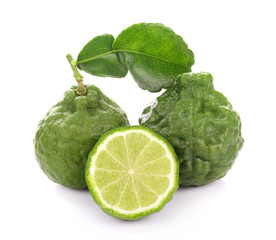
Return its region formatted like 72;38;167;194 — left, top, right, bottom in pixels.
139;72;243;186
34;85;129;189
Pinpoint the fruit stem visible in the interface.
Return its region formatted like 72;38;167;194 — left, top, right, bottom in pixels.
66;54;86;96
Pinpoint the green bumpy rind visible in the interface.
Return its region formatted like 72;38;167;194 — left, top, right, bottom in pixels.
139;72;244;186
34;85;129;189
85;126;179;220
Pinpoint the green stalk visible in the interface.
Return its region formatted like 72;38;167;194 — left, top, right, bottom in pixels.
66;54;86;96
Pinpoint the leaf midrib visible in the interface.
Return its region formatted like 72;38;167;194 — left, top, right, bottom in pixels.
77;49;187;66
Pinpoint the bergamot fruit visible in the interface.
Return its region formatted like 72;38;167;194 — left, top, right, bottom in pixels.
139;72;244;186
33;55;129;189
85;126;179;220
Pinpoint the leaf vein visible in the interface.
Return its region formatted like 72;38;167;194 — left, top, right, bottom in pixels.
77;49;189;67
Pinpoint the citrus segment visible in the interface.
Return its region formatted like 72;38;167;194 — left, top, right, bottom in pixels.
118;176;140;211
136;156;172;175
105;136;129;167
135;175;170;195
94;169;126;189
135;141;166;167
125;132;150;166
85;126;179;220
100;175;128;205
95;150;127;171
132;176;158;207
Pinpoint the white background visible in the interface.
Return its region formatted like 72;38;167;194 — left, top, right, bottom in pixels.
1;0;275;239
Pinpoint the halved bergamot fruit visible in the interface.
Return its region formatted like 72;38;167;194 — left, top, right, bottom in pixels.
85;126;179;220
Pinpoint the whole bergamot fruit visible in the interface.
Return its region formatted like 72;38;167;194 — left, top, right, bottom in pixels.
34;84;129;189
139;72;243;186
34;55;129;189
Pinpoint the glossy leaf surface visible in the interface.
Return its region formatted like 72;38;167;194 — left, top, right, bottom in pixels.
113;23;194;92
77;34;128;78
76;23;194;92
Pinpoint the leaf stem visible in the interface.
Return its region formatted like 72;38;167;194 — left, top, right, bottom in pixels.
66;53;86;96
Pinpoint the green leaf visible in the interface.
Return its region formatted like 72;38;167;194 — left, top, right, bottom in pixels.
113;23;194;92
77;34;128;78
76;23;194;92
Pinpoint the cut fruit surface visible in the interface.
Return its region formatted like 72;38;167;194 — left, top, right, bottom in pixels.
85;126;179;220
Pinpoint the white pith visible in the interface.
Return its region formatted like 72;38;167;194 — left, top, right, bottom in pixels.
88;129;177;215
